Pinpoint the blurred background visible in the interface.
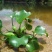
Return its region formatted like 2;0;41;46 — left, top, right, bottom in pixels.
0;0;52;52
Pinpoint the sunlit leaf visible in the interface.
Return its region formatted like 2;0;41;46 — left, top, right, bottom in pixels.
26;40;39;52
20;36;28;45
15;10;31;24
25;23;32;30
7;35;29;48
34;26;47;36
4;32;15;37
0;20;2;29
26;43;35;52
9;35;20;48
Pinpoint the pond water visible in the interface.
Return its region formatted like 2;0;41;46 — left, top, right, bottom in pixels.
0;4;52;52
0;4;52;26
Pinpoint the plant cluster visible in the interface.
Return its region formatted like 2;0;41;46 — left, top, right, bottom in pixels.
0;10;48;52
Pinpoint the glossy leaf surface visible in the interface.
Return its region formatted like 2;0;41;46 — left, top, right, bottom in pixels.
34;26;47;36
9;35;19;48
7;35;29;48
31;38;39;50
15;10;31;24
26;39;39;52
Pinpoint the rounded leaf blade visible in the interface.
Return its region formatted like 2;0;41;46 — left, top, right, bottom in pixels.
34;26;46;36
26;40;39;52
9;35;19;48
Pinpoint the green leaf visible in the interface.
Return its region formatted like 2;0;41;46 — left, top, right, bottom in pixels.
26;43;35;52
34;26;47;36
0;20;2;29
12;26;17;31
4;32;15;37
26;40;39;52
15;10;31;24
25;23;32;30
20;36;28;45
9;35;20;48
7;35;29;48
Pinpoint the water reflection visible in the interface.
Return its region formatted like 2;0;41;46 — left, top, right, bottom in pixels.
0;9;13;16
0;3;52;26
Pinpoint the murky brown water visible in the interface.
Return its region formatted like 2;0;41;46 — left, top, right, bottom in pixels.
0;4;52;52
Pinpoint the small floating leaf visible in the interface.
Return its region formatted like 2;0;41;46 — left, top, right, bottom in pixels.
4;32;15;37
34;26;47;36
9;35;29;48
26;40;39;52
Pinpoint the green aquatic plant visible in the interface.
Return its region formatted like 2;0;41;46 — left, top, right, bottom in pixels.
0;10;48;52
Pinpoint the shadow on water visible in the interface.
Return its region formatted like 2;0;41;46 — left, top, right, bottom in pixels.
34;38;46;52
38;38;47;51
38;38;46;44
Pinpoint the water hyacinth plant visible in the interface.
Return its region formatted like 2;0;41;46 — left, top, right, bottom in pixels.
0;10;48;52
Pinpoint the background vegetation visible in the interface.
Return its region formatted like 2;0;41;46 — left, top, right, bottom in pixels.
0;0;52;7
